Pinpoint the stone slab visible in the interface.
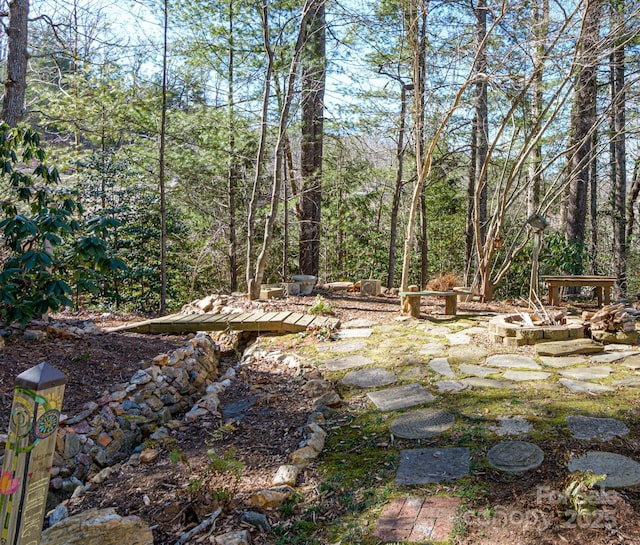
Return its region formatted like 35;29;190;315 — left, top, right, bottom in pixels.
323;355;373;371
395;448;470;484
559;378;615;394
460;377;517;389
342;368;397;388
445;332;471;345
319;340;367;353
342;318;377;329
559;366;613;380
419;343;446;356
503;370;552;382
486;441;544;472
367;383;435;411
390;409;455;439
429;358;455;378
435;380;467;394
566;416;630;441
337;328;374;339
622;355;640;370
568;451;640;488
486;354;541;369
539;355;588;368
489;416;533;437
418;325;452;337
458;364;500;378
535;339;604;356
448;345;488;364
613;376;640;387
590;351;638;363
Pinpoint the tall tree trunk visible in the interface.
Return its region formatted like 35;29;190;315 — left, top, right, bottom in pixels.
246;1;273;296
387;82;410;289
565;0;603;261
2;0;29;126
227;0;238;292
626;158;640;243
299;0;326;277
475;0;488;246
611;1;626;299
464;112;477;286
590;130;598;275
158;0;169;313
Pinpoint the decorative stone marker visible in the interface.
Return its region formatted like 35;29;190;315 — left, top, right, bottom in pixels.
389;409;455;439
367;384;435;411
486;441;544;473
0;362;66;545
566;416;630;441
395;448;470;484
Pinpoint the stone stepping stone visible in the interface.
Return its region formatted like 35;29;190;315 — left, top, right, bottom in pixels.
448;345;488;364
613;376;640;388
390;409;455;439
559;378;614;394
338;328;373;339
568;452;640;488
486;441;544;473
486;354;541;370
342;318;377;329
621;355;640;370
489;416;533;437
395;448;470;485
400;366;426;380
458;363;500;378
318;340;367;353
418;325;451;337
368;384;435;411
429;358;455;378
566;416;630;441
419;343;446;356
539;355;587;368
323;355;373;371
445;332;471;345
461;377;517;389
503;370;551;382
536;339;604;357
559;366;613;380
435;380;467;394
591;351;637;363
460;326;488;335
342;368;397;388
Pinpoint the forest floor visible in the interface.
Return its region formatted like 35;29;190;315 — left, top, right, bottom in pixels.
1;291;640;545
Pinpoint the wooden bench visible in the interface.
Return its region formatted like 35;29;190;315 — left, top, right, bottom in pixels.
399;289;472;317
541;275;616;307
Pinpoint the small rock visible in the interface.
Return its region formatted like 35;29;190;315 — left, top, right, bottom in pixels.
305;431;326;453
289;446;319;466
302;379;333;398
140;449;159;464
313;391;341;409
23;329;47;342
48;504;69;527
272;465;300;487
245;486;293;509
240;511;271;532
214;529;251;545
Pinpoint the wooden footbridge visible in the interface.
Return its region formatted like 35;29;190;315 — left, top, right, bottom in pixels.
108;310;340;334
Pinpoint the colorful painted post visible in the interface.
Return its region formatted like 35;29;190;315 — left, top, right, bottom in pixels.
0;362;67;545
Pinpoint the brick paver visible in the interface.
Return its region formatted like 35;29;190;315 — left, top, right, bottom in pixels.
372;496;460;543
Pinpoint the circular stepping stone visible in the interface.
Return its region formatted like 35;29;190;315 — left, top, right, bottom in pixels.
448;345;488;364
486;441;544;473
566;416;630;441
489;416;533;437
539;355;587;368
486;354;541;370
568;452;640;488
435;380;467;394
559;366;612;380
429;358;455;378
342;368;397;388
390;409;455;439
323;355;373;371
559;378;614;394
458;363;500;378
395;448;470;484
367;383;435;411
503;370;551;382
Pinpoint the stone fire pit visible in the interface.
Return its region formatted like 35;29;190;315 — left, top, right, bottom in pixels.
488;314;585;347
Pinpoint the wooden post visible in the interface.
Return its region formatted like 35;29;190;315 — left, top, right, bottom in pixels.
0;362;66;545
401;285;421;318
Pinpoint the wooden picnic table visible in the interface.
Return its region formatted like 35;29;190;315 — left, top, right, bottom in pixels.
540;275;616;306
399;288;472;317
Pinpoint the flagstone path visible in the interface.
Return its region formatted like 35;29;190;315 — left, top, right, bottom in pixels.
311;318;640;543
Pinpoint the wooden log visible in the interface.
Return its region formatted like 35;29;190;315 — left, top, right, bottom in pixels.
401;285;420;318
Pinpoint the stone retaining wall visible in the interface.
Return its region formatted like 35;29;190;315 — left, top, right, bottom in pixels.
488;315;585;347
51;333;221;491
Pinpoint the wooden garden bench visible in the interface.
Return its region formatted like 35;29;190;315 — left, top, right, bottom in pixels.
540;275;616;307
399;288;472;317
